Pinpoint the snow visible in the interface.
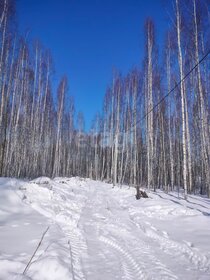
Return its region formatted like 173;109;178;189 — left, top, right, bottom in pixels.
0;177;210;279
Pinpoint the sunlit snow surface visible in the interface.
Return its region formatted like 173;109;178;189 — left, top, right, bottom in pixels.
0;177;210;279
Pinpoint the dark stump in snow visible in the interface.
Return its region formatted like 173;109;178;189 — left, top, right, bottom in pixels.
136;188;149;200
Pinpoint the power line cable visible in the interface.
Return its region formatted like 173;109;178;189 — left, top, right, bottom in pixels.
125;48;210;134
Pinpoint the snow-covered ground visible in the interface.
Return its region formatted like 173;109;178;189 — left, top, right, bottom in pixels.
0;177;210;280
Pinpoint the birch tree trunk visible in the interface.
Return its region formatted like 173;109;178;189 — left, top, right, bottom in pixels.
113;78;120;186
145;19;154;190
176;0;188;199
53;77;66;177
193;0;210;197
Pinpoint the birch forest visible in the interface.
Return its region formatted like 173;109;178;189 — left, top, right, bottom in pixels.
0;0;210;197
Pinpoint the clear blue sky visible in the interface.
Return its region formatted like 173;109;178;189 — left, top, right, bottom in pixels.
16;0;170;130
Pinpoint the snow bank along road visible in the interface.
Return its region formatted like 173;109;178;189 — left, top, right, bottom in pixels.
0;177;210;280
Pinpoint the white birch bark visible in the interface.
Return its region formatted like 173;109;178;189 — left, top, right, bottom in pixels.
176;0;188;199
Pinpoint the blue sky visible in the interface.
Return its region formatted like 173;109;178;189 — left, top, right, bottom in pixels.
16;0;170;130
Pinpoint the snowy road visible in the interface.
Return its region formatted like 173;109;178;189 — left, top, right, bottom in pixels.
0;177;210;279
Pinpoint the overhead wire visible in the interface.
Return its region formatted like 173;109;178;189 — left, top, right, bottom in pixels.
124;48;210;134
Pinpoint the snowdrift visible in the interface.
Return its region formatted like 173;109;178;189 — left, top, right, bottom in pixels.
0;177;210;279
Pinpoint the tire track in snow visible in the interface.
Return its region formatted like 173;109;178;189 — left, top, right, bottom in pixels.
121;261;138;280
104;199;178;280
78;185;144;280
57;214;88;280
129;208;210;273
106;220;178;280
145;227;210;271
130;235;178;280
67;227;87;280
99;235;147;280
51;183;89;280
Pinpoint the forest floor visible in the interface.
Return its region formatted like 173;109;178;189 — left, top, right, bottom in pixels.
0;177;210;280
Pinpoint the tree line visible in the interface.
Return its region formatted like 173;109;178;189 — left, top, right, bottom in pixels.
0;0;210;197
